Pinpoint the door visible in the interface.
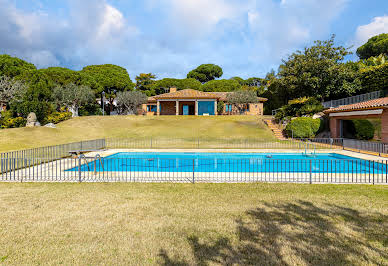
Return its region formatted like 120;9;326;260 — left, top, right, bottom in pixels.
183;105;189;115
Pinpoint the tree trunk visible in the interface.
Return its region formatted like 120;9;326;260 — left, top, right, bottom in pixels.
69;105;79;117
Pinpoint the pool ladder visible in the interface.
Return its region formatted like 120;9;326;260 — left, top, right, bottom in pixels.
78;154;104;175
303;141;316;157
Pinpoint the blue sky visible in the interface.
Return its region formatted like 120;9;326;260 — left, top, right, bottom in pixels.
1;0;387;80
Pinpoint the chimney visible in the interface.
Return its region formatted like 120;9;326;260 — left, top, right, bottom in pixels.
169;87;177;93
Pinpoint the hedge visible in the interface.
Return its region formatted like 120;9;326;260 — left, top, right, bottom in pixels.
0;117;26;128
285;117;322;138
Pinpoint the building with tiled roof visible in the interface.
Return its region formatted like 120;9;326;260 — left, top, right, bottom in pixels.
142;88;267;116
324;97;388;143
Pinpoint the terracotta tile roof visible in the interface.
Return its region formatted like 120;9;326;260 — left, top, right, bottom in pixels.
149;89;267;102
324;97;388;113
153;89;220;99
210;92;267;102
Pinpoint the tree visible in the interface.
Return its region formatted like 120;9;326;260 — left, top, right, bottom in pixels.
226;90;258;114
357;33;388;60
149;78;202;95
115;91;148;115
40;67;83;86
135;73;156;95
187;64;223;83
10;69;55;121
81;64;135;114
201;79;241;92
52;83;94;117
0;76;26;109
0;54;36;78
276;35;360;101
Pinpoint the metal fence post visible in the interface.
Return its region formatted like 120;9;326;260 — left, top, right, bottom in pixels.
309;160;312;184
192;158;195;184
78;156;82;183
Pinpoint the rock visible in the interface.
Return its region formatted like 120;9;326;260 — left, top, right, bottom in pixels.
26;112;38;127
35;122;41;127
44;123;56;128
313;112;325;119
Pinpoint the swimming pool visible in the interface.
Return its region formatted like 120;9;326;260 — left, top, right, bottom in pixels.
70;152;388;174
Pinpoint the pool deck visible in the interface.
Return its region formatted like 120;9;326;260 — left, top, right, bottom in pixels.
1;148;387;184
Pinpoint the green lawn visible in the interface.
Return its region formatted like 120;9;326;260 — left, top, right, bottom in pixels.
0;183;386;265
0;115;275;152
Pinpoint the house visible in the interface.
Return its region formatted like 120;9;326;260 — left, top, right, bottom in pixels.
324;97;388;143
141;87;267;116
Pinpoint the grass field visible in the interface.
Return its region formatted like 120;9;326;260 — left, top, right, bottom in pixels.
0;115;274;152
0;183;386;265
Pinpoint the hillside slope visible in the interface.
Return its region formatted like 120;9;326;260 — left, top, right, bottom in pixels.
0;115;274;151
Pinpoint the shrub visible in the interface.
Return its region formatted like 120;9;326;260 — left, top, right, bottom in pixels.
0;117;26;128
217;101;224;114
285;117;322;138
43;112;72;124
275;97;323;121
352;120;375;140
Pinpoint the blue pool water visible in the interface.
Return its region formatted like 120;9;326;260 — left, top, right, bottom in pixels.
69;152;388;174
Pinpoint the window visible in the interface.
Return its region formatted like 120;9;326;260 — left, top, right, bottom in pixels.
225;104;232;112
147;105;157;112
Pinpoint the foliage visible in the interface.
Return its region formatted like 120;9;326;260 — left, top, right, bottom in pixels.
352;120;375;140
217;101;224;114
187;64;223;83
149;78;202;95
275;35;360;102
115;91;148;114
135;73;156;95
40;67;83;86
201;79;241;92
359;63;388;93
275;97;323;121
79;103;103;116
285;117;322;138
358;54;388;67
0;75;27;106
356;33;388;59
52;83;94;117
226;90;258;114
0;54;36;78
0;117;26;128
230;77;244;85
10;70;55;121
43;112;72;125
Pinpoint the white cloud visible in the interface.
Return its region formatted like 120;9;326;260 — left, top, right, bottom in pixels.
356;15;388;44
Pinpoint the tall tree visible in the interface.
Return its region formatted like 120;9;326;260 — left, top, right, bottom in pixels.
81;64;134;114
0;54;36;78
40;67;83;86
149;78;202;95
276;35;360;101
135;73;156;96
187;64;223;83
357;33;388;60
201;79;241;92
52;83;94;117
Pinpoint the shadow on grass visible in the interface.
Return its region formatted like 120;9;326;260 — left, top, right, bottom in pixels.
159;201;387;265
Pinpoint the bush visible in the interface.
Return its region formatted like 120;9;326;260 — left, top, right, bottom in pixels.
352;120;375;140
285;117;322;138
276;97;324;121
43;112;72;124
0;117;26;128
79;103;103;116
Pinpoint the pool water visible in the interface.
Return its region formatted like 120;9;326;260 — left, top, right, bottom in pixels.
70;152;388;174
